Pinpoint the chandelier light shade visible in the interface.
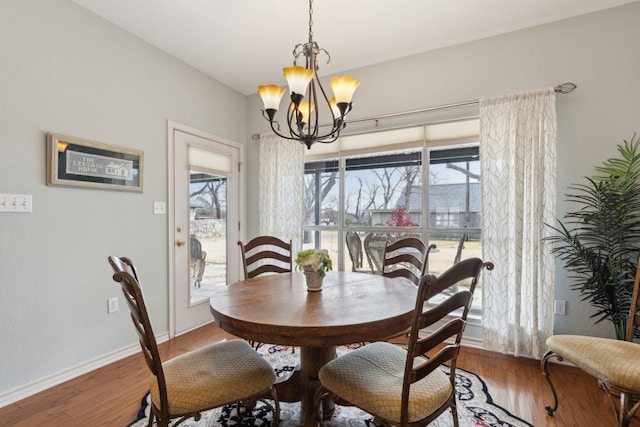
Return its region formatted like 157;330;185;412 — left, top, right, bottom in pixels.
257;85;286;114
258;0;360;149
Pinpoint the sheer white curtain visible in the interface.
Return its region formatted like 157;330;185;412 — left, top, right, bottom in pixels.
258;133;305;252
479;88;557;358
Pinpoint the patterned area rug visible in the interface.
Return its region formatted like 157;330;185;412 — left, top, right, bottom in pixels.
128;344;533;427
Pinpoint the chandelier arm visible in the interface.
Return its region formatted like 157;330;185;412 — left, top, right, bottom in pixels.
314;70;338;125
316;133;340;144
265;117;305;142
317;47;331;66
292;43;306;65
286;101;305;139
308;80;320;139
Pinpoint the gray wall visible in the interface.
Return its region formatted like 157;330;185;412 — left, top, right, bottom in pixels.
247;2;640;339
0;0;247;399
1;0;639;404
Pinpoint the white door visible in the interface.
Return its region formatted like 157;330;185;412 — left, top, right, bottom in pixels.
169;124;242;336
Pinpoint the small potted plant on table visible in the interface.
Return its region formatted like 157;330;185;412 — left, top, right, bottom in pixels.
296;248;333;291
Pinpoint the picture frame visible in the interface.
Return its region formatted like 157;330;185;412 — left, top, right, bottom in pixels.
46;133;144;192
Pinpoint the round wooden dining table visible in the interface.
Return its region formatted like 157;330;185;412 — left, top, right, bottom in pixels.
209;271;418;427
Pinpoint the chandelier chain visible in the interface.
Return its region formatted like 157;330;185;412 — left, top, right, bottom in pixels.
308;0;314;42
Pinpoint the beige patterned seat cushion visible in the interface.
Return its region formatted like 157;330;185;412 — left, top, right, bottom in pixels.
546;335;640;391
149;339;276;414
319;341;452;423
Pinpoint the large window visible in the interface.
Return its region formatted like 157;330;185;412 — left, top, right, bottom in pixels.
302;120;483;311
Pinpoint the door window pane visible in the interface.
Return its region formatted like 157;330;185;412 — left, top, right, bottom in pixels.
189;171;227;305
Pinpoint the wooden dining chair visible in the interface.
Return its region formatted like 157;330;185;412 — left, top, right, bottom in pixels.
238;235;293;279
315;258;494;427
189;235;206;288
541;256;640;427
364;233;393;274
346;232;368;273
382;237;436;286
237;236;295;352
453;233;468;264
108;256;280;427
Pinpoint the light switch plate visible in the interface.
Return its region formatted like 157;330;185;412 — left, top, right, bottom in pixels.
153;201;166;215
0;194;32;212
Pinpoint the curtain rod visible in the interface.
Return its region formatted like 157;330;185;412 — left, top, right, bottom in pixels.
251;82;576;140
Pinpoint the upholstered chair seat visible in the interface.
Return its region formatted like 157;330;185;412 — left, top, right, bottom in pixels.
542;256;640;427
319;342;452;424
150;339;277;415
545;335;640;392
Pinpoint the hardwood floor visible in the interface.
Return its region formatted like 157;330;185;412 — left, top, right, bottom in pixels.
0;322;636;426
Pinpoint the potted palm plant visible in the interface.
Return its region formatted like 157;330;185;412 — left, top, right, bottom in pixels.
545;134;640;339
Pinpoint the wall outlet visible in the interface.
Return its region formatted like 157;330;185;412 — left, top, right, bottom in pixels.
554;299;566;316
108;297;119;314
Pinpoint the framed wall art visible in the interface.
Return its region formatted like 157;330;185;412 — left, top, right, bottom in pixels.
46;133;144;192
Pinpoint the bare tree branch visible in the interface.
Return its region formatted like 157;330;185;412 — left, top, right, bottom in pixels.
446;163;480;180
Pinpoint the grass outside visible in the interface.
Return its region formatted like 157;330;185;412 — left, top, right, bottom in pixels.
199;232;481;274
300;231;482;275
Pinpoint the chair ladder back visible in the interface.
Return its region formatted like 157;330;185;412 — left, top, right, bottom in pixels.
123;288;159;376
238;236;293;279
422;243;438;277
399;268;477;427
453;233;468;264
245;250;292;266
383;267;421;286
428;258;494;297
243;235;291;251
108;256;169;417
417;290;472;330
410;341;461;384
384;253;423;271
382;237;429;286
626;256;640;341
413;319;467;367
408;290;471;368
363;233;391;274
402;259;490;391
248;263;292;278
345;232;364;271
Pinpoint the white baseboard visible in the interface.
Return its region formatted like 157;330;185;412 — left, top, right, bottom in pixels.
0;332;169;408
461;334;483;349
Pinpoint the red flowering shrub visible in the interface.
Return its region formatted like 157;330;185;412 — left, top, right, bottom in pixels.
386;205;417;227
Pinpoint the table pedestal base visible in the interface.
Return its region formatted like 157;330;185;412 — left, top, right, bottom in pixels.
273;346;337;427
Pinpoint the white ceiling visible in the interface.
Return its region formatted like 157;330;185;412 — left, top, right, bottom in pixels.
72;0;636;96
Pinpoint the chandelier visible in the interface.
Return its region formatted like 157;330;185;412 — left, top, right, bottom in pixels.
258;0;360;149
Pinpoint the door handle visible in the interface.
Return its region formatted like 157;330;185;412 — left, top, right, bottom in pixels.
176;239;186;247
